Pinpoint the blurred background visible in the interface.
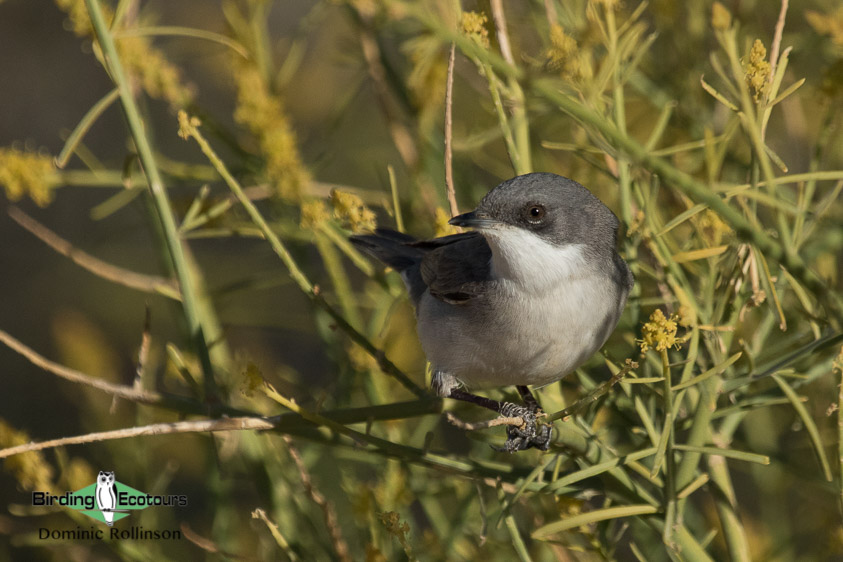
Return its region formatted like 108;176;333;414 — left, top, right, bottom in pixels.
1;0;842;560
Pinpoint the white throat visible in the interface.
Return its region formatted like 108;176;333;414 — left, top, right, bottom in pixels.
483;227;588;292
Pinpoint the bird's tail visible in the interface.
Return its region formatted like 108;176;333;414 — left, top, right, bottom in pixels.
349;229;423;271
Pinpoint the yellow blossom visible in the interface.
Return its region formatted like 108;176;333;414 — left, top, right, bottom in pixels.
234;65;310;201
240;362;264;398
378;511;413;558
0;419;54;491
695;209;732;246
745;39;771;103
546;25;590;82
300;199;332;230
330;189;377;233
0;147;56;206
177;110;201;139
434;207;459;237
806;8;843;47
639;309;683;353
460;11;489;49
711;2;732;31
833;345;843;375
117;36;195;108
54;0;193;109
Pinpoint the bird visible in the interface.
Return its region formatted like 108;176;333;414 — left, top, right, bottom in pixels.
350;172;633;452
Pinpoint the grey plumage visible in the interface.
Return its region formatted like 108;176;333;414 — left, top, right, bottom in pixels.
350;172;632;393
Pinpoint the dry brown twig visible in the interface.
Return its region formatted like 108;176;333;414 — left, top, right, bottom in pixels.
768;0;789;85
0;329;166;405
281;435;351;562
8;206;180;300
0;416;277;460
445;412;526;431
444;42;459;218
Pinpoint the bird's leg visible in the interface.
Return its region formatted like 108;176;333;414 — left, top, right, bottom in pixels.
434;372;552;452
516;385;539;409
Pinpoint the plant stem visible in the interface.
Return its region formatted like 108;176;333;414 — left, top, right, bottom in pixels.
84;0;219;400
660;348;678;550
178;113;426;398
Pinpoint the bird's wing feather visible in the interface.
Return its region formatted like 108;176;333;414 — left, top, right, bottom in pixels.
418;231;493;304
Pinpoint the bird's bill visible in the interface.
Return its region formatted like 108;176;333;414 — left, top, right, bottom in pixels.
448;210;500;228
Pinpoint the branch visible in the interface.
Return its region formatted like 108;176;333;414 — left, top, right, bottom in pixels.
0;417;276;460
444;43;459;218
445;412;523;430
8;207;180;300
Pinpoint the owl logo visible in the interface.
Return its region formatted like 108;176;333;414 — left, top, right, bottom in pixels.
95;471;117;526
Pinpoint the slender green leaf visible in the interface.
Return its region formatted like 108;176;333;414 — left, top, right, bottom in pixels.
773;375;833;481
533;504;659;539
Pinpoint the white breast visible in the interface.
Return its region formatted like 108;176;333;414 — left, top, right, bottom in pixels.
417;228;627;389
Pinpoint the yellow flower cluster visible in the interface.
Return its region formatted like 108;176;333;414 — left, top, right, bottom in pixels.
806;7;843;47
639;309;683;353
54;0;193;108
0;419;54;491
695;209;732;246
330;189;376;233
118;36;195;108
745;39;771;103
234;66;310;201
378;511;412;556
711;2;732;31
546;25;590;82
833;345;843;375
299;199;331;230
0;147;56;206
460;11;489;49
433;207;459;237
239;362;264;398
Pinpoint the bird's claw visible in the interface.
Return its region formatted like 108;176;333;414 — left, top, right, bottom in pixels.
493;403;553;453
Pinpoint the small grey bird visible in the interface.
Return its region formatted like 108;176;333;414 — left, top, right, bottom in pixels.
350;173;633;452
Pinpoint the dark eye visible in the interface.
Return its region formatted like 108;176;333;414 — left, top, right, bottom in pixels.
525;204;545;223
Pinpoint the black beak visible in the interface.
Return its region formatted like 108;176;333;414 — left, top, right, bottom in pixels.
448;211;498;228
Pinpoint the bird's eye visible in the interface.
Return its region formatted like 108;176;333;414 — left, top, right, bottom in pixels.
525;204;545;223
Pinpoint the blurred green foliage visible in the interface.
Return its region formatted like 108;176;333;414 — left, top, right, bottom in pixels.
1;0;843;560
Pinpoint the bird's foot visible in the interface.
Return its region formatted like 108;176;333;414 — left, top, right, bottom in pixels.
494;402;553;453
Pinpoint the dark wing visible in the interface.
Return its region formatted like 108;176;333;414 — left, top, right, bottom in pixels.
349;228;424;271
417;231;493;304
351;229;493;306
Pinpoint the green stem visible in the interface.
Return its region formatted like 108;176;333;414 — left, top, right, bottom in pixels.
660;348;678;550
178;114;426;398
84;0;218;400
409;8;843;318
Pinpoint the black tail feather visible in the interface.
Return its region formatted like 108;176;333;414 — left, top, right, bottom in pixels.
349;230;423;271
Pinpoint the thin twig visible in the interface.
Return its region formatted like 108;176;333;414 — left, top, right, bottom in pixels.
547;359;638;422
445;412;524;431
543;0;557;26
180;522;260;561
444;43;459;218
768;0;789;87
178;113;426;397
490;0;515;65
488;0;532;174
356;17;418;169
252;508;299;561
8;207;180;300
763;0;789;143
0;329;164;405
0;417;276;460
282;436;352;562
84;0;219;400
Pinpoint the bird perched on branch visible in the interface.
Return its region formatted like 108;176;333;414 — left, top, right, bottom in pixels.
351;173;633;452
